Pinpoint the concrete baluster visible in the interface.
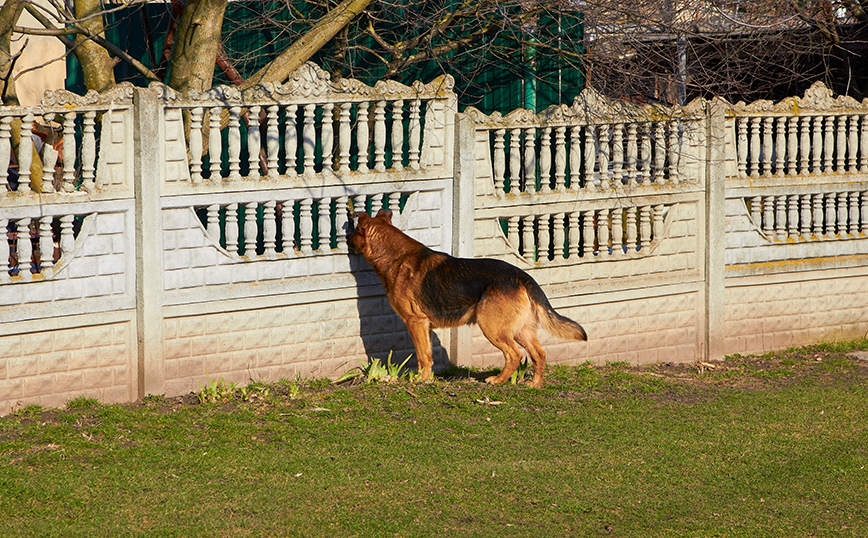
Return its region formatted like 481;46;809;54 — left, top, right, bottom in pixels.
493;129;506;195
321;103;334;173
539;127;552;193
189;107;204;183
39;216;54;270
373;101;387;172
266;105;280;178
247;106;261;180
409;99;421;170
338;103;352;173
391;100;404;171
209;107;223;180
303;104;317;175
281;200;296;254
357;102;370;173
227;107;242;181
225;203;239;254
16;218;32;279
0;116;11;194
263;200;277;257
318;197;332;251
284;105;298;177
18;114;35;193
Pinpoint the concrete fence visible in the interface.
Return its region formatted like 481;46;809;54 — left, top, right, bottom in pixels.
2;63;867;414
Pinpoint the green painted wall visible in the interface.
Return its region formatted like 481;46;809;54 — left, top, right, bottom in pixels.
66;4;583;114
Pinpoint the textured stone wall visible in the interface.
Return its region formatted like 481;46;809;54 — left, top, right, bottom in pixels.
0;320;134;413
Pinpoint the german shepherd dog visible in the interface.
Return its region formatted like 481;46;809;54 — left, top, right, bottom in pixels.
348;210;587;388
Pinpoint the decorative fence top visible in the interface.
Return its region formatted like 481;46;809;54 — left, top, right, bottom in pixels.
152;62;455;105
466;87;707;195
0;83;136;200
0;63;458;201
157;62;456;186
730;81;868;116
465;85;707;129
40;82;136;109
728;82;868;182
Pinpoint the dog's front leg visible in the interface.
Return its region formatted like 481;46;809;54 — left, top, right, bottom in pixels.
405;318;434;381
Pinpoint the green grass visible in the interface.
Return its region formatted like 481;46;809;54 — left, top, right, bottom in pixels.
65;396;101;410
2;343;867;537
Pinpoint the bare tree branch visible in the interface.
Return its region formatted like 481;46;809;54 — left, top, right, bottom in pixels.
7;0;868;108
239;0;375;90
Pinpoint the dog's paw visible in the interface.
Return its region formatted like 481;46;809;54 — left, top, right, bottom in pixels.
485;375;506;385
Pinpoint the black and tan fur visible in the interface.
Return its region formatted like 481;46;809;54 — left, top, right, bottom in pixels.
348;210;587;388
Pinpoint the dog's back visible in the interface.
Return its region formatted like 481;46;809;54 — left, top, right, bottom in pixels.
419;253;587;342
418;255;528;325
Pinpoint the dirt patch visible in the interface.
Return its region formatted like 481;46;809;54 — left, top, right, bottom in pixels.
628;348;868;395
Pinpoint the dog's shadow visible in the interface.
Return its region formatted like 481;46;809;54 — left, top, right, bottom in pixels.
435;365;499;384
347;249;449;375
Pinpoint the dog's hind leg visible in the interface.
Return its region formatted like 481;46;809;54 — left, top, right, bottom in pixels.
515;328;546;389
477;289;529;385
477;314;525;385
405;318;435;381
481;332;524;385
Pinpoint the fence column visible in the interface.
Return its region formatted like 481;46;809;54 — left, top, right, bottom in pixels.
704;101;727;362
134;87;165;397
449;113;476;367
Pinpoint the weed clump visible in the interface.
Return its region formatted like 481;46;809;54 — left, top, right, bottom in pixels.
336;352;414;384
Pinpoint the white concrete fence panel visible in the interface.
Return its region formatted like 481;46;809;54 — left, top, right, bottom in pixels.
1;66;866;414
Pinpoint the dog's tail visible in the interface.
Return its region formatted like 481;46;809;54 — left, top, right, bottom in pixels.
539;304;588;341
528;284;588;341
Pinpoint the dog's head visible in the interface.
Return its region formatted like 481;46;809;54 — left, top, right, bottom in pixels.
348;209;393;255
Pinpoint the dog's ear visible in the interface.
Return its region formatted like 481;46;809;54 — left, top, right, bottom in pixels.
376;209;393;222
352;212;369;227
348;213;367;252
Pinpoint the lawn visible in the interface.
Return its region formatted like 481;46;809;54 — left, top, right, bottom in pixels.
2;342;867;537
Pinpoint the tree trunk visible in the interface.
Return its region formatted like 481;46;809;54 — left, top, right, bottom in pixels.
0;0;25;105
74;0;116;93
168;0;228;94
0;0;44;192
239;0;374;90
